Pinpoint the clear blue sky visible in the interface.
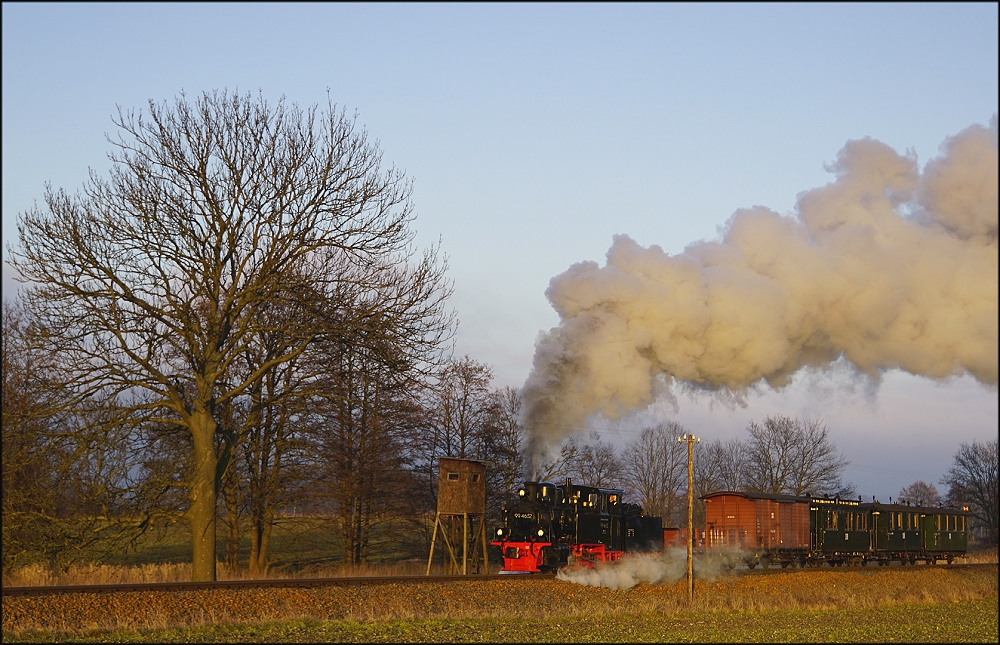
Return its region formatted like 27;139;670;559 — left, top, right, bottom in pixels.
3;3;997;501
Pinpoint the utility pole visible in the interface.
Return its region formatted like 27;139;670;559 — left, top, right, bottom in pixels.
678;432;700;602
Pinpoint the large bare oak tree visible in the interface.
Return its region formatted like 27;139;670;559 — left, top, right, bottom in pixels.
9;90;451;581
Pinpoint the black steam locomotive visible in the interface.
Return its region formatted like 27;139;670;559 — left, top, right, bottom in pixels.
490;480;664;573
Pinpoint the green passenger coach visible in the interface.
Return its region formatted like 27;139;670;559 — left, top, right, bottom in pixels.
870;501;969;565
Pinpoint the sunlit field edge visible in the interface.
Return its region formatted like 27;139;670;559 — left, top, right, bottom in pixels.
6;597;997;643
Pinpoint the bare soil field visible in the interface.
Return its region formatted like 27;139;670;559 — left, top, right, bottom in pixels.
3;564;996;642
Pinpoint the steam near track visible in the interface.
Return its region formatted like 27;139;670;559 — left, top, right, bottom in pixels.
523;118;999;474
556;547;747;591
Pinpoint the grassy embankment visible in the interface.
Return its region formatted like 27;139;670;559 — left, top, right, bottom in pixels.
4;564;997;642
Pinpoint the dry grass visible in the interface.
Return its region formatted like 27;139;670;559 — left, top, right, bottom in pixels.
1;560;494;588
967;547;998;563
3;563;996;638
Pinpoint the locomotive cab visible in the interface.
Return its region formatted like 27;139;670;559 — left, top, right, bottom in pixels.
492;481;570;573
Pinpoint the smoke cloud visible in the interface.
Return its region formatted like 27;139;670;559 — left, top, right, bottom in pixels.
522;119;998;474
556;547;746;591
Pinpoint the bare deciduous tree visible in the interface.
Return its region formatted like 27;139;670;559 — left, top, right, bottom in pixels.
534;436;580;483
8;90;451;581
897;480;942;507
1;301;153;572
621;422;687;525
569;433;623;488
426;356;496;460
941;440;998;546
744;416;853;497
314;342;424;566
699;437;749;492
490;386;524;510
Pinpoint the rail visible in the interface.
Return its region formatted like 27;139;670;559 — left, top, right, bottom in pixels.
3;562;992;597
1;572;556;597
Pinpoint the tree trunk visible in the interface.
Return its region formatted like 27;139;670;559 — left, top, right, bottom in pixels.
223;465;241;574
188;407;218;582
353;495;363;565
248;511;274;575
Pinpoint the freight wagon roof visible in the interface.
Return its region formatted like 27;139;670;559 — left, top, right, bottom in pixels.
700;491;969;516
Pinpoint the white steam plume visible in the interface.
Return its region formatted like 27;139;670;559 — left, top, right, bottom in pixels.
556;548;746;591
522;119;998;475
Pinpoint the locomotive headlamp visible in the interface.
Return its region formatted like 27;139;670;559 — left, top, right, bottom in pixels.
537;529;545;537
497;528;504;536
518;489;525;497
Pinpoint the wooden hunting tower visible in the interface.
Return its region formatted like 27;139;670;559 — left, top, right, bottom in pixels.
426;457;488;575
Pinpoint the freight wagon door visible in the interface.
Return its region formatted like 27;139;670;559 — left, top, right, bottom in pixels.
779;501;809;548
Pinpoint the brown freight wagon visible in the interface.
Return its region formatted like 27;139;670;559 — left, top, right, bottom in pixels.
662;527;706;549
703;491;811;568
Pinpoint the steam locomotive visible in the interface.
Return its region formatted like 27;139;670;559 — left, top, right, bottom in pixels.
491;483;971;573
490;480;664;573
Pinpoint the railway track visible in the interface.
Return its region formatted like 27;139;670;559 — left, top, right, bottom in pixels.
1;572;556;597
3;562;992;597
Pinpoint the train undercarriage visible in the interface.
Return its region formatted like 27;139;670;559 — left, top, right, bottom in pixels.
744;549;964;568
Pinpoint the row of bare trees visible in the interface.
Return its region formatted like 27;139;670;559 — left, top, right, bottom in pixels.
533;416;855;527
